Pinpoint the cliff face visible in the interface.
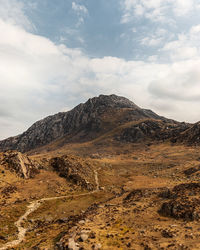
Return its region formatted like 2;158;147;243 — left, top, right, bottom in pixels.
0;94;166;152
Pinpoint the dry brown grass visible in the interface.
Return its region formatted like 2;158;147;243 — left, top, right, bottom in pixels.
1;143;200;249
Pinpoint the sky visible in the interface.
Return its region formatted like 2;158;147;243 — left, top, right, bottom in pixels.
1;0;200;139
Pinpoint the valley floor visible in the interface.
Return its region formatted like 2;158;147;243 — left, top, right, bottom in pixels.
0;143;200;249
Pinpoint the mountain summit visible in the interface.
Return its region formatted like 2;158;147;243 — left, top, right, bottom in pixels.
0;94;167;152
0;94;194;153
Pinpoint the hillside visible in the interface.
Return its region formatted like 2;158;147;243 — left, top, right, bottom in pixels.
174;122;200;145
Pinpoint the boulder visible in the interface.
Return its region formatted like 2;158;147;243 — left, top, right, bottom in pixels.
80;233;88;242
49;155;95;190
0;151;40;178
68;238;79;250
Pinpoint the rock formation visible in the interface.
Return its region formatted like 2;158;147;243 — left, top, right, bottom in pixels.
49;155;96;190
117;119;188;143
174;122;200;145
159;183;200;221
0;151;41;178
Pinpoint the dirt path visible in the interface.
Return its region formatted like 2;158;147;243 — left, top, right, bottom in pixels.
0;170;99;250
94;170;99;190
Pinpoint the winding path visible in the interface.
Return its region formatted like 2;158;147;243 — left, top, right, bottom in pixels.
0;170;100;250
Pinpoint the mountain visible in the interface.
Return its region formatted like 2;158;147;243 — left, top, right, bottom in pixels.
0;94;166;152
0;94;191;153
1;95;200;250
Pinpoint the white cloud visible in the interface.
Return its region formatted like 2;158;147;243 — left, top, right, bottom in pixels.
173;0;194;16
72;2;88;26
0;0;34;30
162;25;200;60
141;37;163;46
148;59;200;121
1;0;200;140
140;28;171;47
72;2;88;14
59;27;85;44
121;0;199;23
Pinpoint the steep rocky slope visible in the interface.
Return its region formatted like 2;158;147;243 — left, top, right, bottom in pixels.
116;119;188;143
0;94;171;153
174;122;200;145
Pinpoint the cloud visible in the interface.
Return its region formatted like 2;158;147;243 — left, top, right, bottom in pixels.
148;59;200;123
149;66;200;102
59;27;85;45
141;37;163;47
120;0;199;23
173;0;196;16
72;2;88;26
162;25;200;60
72;2;88;14
139;28;174;53
0;0;34;30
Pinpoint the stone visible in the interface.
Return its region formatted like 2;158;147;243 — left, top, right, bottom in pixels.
161;230;174;238
92;243;102;249
80;233;88;242
68;238;79;250
89;232;96;239
79;220;85;225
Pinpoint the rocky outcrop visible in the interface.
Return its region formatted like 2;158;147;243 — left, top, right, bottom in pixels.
159;198;200;221
117;120;189;143
124;188;156;202
49;155;96;190
158;183;200;221
184;166;200;176
173;122;200;145
0;94;172;153
0;151;41;178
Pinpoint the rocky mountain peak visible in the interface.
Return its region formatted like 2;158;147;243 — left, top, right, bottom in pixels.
0;94;166;153
85;94;139;110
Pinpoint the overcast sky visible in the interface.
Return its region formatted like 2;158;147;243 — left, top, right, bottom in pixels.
1;0;200;139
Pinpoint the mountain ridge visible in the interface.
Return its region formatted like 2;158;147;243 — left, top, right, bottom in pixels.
0;94;195;153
